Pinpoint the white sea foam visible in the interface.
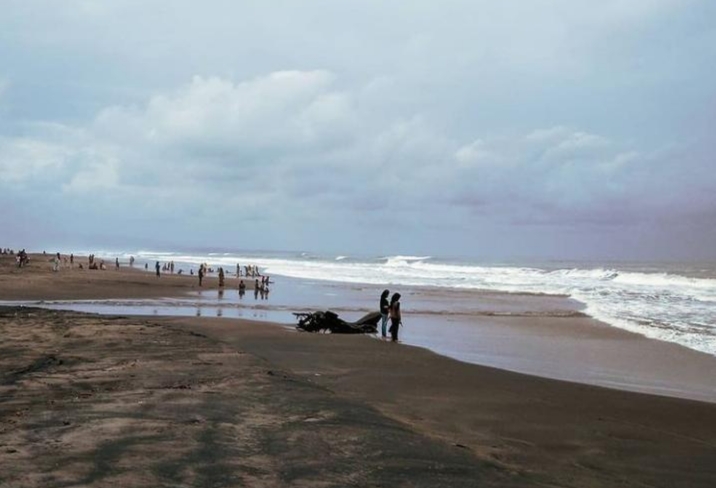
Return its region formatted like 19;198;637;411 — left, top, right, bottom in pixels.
131;250;716;356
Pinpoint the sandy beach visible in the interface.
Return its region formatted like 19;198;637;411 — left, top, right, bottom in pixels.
1;253;716;487
0;253;249;301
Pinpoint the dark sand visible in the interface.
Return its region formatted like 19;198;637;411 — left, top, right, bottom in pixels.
0;253;231;301
1;253;716;487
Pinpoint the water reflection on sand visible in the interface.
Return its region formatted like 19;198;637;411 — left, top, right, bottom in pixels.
4;275;716;403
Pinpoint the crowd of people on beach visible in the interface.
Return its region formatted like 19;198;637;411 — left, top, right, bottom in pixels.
148;261;272;297
4;248;403;341
239;264;261;277
7;250;269;289
1;248;30;267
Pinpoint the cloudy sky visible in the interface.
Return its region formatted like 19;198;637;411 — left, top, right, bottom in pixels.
2;0;715;260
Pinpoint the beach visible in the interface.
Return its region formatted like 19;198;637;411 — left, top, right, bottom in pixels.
1;253;716;487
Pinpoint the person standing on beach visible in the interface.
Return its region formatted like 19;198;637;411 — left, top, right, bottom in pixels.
379;289;390;338
155;261;160;277
389;293;402;342
198;265;204;286
218;267;225;287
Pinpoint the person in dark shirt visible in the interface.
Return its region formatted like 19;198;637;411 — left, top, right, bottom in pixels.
389;293;402;342
379;289;390;338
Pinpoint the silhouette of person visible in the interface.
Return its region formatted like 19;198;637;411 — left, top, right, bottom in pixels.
238;279;246;298
379;289;390;338
389;293;402;342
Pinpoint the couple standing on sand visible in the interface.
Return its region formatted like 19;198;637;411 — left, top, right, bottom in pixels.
379;290;402;342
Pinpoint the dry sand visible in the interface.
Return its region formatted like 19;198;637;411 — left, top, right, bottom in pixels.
1;253;715;487
0;253;238;301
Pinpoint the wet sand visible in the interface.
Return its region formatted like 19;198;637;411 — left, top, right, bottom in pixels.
2;253;716;486
401;313;716;403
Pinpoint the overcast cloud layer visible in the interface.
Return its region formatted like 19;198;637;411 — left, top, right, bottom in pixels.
1;0;715;260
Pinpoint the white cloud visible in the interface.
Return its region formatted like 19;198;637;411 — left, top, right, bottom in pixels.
1;69;713;234
455;140;488;165
62;155;120;194
444;126;715;225
95;71;353;154
0;137;70;183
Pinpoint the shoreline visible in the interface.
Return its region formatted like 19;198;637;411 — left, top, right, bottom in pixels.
3;253;716;404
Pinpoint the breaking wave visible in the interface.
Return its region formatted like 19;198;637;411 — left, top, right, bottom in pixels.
120;250;716;356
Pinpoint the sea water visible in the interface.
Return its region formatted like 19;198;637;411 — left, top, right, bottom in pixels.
67;249;716;358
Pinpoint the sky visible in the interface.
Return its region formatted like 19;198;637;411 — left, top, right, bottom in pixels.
1;0;715;260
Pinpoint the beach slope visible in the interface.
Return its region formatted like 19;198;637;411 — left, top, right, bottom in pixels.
1;306;715;487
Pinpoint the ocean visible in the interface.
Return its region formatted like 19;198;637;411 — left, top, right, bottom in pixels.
64;249;716;358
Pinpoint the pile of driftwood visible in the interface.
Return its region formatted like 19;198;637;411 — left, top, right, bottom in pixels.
293;310;380;334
